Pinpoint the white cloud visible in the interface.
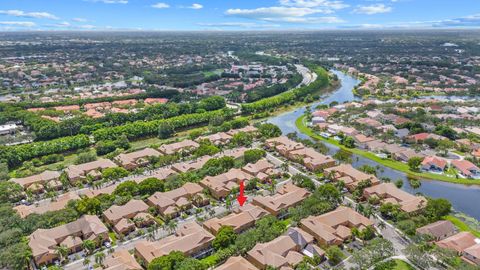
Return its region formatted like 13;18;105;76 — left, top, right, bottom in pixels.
226;7;320;19
0;10;59;20
46;21;71;28
72;18;88;22
0;21;36;27
353;4;392;15
225;0;348;24
189;3;203;9
152;3;170;9
270;16;345;23
198;22;281;29
279;0;349;10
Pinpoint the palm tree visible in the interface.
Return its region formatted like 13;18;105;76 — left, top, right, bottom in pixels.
83;257;91;269
54;245;69;264
269;178;277;195
225;196;232;211
152;222;159;237
281;162;289;173
377;220;387;230
22;248;32;270
82;240;96;255
94;252;106;267
146;228;155;242
166;220;177;234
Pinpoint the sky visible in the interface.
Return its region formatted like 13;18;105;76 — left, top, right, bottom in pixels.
0;0;479;31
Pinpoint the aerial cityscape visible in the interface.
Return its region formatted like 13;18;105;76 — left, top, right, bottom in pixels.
0;1;480;270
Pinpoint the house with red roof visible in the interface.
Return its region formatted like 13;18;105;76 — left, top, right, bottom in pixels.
451;160;480;178
408;133;448;143
421;156;447;172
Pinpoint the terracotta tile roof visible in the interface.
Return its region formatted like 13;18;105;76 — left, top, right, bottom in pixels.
451;160;480;177
219;147;249;159
242;159;277;178
416;220;456;240
226;126;258;136
103;200;149;225
11;170;61;189
363;183;427;213
171;156;210;173
134;222;213;263
53;105;80;112
144;98;168;104
252;183;310;215
300;206;373;245
247;235;304;269
265;136;305;153
197;132;232;145
324;164;379;189
354;134;375;144
464;244;480;262
147;183;203;216
14;191;80;218
288;147;335;168
158;140;199;155
29;215;108;263
66;158;117;180
203;204;269;234
101;250;142;270
200;168;253;199
84;102;112;110
421;156;447;170
437;232;477;253
214;256;258;270
115;148;162;168
112;99;137;106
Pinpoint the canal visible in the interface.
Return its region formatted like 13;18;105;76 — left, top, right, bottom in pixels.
268;69;480;220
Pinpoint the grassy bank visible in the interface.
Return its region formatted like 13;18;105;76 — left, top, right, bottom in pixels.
444;215;480;237
295;115;480;186
251;71;341;123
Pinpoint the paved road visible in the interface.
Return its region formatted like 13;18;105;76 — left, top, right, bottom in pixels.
294;64;317;87
64;203;232;270
264;150;439;270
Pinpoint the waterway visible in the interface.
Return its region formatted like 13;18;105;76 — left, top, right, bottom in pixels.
268;69;480;220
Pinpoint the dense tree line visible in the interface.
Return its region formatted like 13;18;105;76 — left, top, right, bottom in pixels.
93;108;234;141
2;96;227;141
245;73;302;102
17;89;180;110
0;134;90;168
241;65;329;114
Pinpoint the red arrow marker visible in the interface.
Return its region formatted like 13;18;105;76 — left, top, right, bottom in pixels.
237;180;247;206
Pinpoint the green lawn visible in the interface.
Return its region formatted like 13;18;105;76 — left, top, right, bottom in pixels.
392;259;415;270
295;115;480;186
444;215;480;238
202;69;223;78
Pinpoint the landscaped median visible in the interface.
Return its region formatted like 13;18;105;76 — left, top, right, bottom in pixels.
295;115;480;186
